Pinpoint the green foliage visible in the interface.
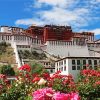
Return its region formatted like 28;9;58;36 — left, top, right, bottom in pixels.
0;65;15;76
30;63;48;74
0;88;32;100
77;69;100;99
0;79;32;100
52;78;64;92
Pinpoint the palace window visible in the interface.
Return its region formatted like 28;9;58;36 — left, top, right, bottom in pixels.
72;66;76;70
83;60;86;65
77;60;80;65
61;67;63;71
46;63;48;65
88;60;92;65
94;60;97;65
64;66;66;71
72;60;75;65
72;60;76;70
50;69;53;73
64;60;66;64
77;66;80;70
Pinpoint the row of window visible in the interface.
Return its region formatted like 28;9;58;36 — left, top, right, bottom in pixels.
57;64;98;71
72;65;97;70
49;41;86;46
0;35;41;44
57;60;66;66
57;59;99;66
44;62;50;65
72;59;98;65
8;27;23;31
57;65;98;72
72;59;99;70
0;36;12;40
14;36;41;44
88;44;100;48
57;66;66;71
17;45;30;48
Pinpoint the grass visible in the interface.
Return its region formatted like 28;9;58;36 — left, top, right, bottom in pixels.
0;44;16;65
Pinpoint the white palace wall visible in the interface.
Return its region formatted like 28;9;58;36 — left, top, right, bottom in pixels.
42;41;90;57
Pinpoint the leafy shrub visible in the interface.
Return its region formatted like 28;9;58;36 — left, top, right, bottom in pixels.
77;69;100;99
0;65;15;76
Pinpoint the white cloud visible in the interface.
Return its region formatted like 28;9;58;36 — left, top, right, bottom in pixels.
37;7;89;27
37;0;76;8
96;0;100;2
79;28;100;35
15;0;100;31
16;7;89;27
15;19;44;26
89;29;100;35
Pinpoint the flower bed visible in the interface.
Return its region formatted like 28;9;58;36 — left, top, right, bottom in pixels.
0;64;100;100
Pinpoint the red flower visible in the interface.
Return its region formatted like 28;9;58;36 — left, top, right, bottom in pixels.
0;74;6;79
42;72;50;79
19;64;31;72
32;77;40;83
4;79;10;85
95;81;100;85
47;82;53;87
56;70;61;74
81;69;100;77
32;74;38;78
0;85;3;89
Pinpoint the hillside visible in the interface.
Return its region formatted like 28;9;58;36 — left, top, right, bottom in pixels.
18;50;47;60
0;42;16;65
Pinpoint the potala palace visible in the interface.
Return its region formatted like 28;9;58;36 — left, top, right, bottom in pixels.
0;25;100;79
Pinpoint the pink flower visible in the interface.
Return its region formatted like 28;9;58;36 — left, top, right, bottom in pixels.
32;88;54;100
32;88;80;100
70;93;80;100
53;92;70;100
53;92;80;100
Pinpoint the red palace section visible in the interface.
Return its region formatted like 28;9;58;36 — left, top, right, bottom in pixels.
25;25;94;43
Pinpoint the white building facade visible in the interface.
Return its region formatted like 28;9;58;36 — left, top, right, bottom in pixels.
55;57;100;80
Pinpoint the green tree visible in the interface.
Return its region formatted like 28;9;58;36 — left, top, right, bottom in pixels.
30;63;44;74
29;62;48;75
0;65;15;76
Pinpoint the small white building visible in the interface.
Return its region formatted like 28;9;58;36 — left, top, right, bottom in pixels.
55;57;100;80
0;26;24;33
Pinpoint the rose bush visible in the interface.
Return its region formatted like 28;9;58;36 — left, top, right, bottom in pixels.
77;69;100;100
0;64;100;100
46;71;76;93
0;74;10;95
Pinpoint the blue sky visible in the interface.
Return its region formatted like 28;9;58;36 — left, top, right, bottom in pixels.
0;0;100;39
